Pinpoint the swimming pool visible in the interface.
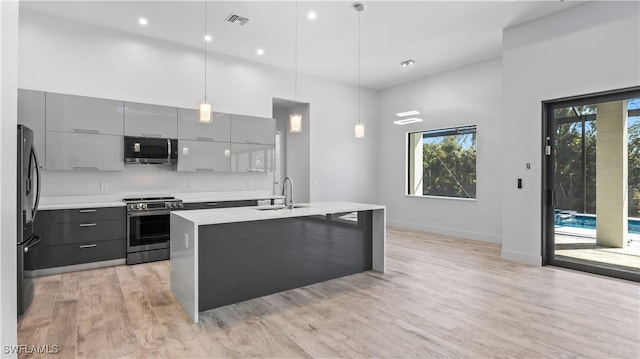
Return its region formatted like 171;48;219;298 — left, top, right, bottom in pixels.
555;211;640;234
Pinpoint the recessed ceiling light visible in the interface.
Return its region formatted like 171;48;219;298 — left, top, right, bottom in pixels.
138;18;148;26
204;34;212;42
401;59;415;68
396;110;420;117
393;118;423;125
308;11;317;20
257;48;264;56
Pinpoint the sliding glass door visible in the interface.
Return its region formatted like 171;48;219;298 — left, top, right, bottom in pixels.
543;87;640;281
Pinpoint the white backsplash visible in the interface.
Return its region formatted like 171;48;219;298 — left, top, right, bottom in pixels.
41;164;274;197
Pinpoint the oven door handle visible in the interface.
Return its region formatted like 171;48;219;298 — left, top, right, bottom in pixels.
127;211;171;217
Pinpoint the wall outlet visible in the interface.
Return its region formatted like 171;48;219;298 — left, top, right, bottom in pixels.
100;182;108;191
314;179;319;187
247;180;253;189
184;233;189;249
188;181;194;189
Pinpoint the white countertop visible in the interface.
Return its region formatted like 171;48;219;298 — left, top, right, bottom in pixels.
171;201;386;226
38;191;284;210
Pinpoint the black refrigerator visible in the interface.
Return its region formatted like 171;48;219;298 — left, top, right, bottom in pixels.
17;124;41;315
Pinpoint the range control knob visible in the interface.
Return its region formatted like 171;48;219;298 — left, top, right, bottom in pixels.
141;203;147;210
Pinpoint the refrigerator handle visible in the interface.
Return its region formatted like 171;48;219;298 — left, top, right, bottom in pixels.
31;147;41;222
24;235;41;253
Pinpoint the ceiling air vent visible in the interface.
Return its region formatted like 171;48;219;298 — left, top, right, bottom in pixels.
225;14;250;26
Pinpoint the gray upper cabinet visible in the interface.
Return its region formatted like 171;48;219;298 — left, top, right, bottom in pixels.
178;109;231;142
124;102;178;138
46;132;124;171
46;93;124;135
230;143;274;173
177;140;230;172
18;89;46;168
230;115;275;145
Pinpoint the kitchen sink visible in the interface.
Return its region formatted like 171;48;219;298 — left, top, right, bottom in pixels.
255;204;309;211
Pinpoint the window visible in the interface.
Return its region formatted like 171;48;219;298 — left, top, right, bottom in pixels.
407;125;477;199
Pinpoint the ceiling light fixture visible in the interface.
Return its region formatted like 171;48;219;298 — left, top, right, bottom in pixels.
393;118;423;125
396;110;420;117
354;3;365;139
308;11;317;20
138;18;148;26
199;1;211;123
204;34;212;42
257;48;264;56
289;0;302;133
401;59;415;68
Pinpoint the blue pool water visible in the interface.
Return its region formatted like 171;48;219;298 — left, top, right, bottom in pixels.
555;211;640;234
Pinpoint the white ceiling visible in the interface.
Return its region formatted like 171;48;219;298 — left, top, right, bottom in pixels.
20;0;582;90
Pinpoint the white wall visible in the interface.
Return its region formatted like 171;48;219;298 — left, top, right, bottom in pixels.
501;1;640;265
1;0;19;355
18;9;378;201
377;57;503;243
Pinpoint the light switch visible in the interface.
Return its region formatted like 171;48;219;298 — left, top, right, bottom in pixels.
184;233;189;248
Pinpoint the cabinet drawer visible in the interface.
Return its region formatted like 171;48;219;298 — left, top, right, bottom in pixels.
26;239;125;270
38;219;125;247
37;207;125;224
182;200;258;210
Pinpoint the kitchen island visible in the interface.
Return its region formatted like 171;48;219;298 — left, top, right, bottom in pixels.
170;201;385;323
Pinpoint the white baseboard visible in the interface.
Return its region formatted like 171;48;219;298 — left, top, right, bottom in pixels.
388;219;502;244
500;249;542;266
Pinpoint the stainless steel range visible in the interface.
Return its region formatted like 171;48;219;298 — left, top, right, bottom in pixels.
124;196;183;265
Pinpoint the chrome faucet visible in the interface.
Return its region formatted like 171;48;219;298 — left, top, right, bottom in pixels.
282;176;294;209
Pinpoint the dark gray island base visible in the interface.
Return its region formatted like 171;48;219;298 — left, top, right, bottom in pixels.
198;212;372;310
170;201;386;323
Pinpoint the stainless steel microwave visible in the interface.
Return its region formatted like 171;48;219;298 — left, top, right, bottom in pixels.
124;136;178;164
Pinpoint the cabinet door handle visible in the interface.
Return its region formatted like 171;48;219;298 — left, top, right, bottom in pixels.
141;133;161;137
79;244;97;249
205;203;218;206
196;168;214;171
78;209;97;213
73;166;99;171
245;141;262;145
196;137;214;142
73;128;100;134
79;223;97;227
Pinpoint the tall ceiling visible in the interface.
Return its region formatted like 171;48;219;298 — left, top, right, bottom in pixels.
20;1;582;89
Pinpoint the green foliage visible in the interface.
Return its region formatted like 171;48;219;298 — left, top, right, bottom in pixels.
555;115;640;218
422;134;476;198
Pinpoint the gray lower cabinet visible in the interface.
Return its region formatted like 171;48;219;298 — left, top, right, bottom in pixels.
177;140;230;172
125;102;178;138
45;132;124;171
18;89;46;168
28;207;126;270
230;143;275;173
182;200;259;210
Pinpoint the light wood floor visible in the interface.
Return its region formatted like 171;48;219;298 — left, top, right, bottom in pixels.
18;227;640;358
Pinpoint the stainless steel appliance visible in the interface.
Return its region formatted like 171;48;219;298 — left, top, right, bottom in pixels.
17;125;41;315
124;136;178;164
124;196;183;264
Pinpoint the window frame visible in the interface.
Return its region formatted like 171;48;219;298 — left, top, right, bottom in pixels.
404;124;478;201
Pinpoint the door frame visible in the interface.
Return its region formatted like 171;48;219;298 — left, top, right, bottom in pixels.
541;86;640;282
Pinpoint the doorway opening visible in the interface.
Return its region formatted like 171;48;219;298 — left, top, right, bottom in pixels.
542;87;640;282
272;98;310;202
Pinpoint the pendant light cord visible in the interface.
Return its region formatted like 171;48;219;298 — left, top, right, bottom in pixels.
204;0;208;103
294;0;298;102
358;8;361;125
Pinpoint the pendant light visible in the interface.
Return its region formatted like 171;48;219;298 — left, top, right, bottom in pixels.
289;0;302;133
199;0;211;123
354;3;365;138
